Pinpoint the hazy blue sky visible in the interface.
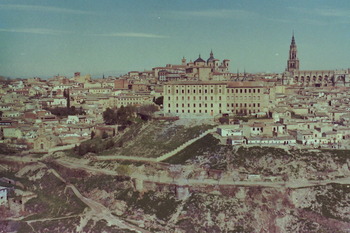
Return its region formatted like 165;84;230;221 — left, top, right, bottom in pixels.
0;0;349;78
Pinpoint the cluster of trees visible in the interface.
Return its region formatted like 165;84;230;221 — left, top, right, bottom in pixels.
74;138;116;156
46;106;86;117
103;104;159;125
103;106;136;125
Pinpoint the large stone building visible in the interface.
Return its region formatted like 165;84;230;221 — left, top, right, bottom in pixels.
283;34;350;87
163;81;274;117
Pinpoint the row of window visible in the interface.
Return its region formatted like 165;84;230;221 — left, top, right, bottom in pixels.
227;103;261;108
168;96;222;101
171;88;222;94
168;88;262;94
168;96;261;101
169;109;218;114
174;103;221;108
168;103;261;108
167;109;261;114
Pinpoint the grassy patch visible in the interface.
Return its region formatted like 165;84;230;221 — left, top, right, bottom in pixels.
114;188;180;221
164;134;222;164
23;173;87;220
103;122;215;158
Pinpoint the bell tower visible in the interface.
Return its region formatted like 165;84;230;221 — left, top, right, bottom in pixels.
287;33;299;72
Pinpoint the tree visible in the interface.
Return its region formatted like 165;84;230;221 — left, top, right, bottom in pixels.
137;104;159;121
63;89;70;108
154;96;164;106
91;130;96;139
219;117;229;124
103;108;117;125
102;131;109;139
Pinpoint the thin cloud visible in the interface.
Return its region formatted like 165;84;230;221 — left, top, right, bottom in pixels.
92;32;168;38
167;9;258;19
0;4;93;15
0;28;72;35
313;8;350;18
289;7;350;19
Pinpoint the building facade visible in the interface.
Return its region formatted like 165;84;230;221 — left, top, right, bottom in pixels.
163;81;273;117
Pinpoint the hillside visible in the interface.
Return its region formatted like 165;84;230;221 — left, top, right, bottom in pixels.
91;120;215;158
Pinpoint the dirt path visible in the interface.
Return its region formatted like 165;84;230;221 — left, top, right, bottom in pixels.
56;158;350;189
38;161;150;233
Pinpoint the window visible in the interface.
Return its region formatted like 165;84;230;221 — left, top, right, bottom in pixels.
188;104;190;107
236;89;238;93
258;103;260;107
199;89;202;94
205;104;207;107
249;89;251;93
194;104;196;107
168;104;171;107
205;89;208;93
219;103;221;107
168;96;171;100
182;90;184;93
211;96;213;100
211;104;213;107
176;104;178;107
240;89;243;93
176;90;178;94
219;96;221;100
169;90;172;94
258;89;260;93
182;104;184;107
199;104;202;107
188;90;190;94
245;89;247;93
205;96;207;100
194;89;196;93
211;89;213;93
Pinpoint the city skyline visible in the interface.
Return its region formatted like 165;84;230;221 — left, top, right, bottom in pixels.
1;0;350;78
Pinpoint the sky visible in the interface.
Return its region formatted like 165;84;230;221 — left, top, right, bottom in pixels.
0;0;350;78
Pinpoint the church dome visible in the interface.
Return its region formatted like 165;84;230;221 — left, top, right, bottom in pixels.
207;50;215;63
194;55;205;63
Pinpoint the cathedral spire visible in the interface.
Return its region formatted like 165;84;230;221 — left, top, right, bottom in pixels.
291;30;296;45
287;32;299;72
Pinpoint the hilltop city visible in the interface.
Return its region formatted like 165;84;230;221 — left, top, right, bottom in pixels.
1;34;350;153
1;35;350;232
